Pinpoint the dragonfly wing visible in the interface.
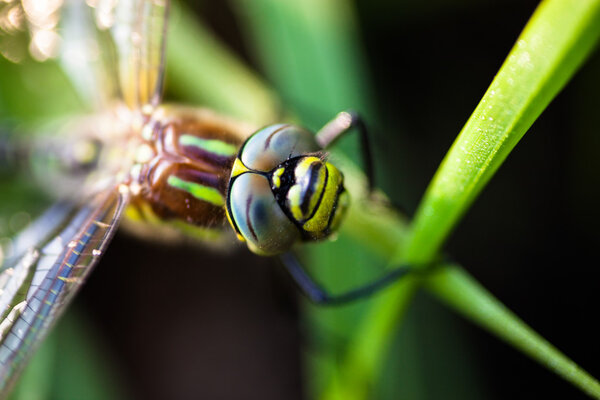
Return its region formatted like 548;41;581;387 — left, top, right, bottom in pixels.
59;0;119;110
59;0;169;112
0;186;130;393
0;203;74;272
103;0;169;111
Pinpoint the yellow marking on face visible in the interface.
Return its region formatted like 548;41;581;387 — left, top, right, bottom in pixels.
288;185;303;221
231;157;250;178
303;162;343;235
272;167;284;188
225;206;246;242
295;157;320;177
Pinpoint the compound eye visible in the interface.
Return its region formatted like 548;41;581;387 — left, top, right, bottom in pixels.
240;124;320;172
228;173;300;255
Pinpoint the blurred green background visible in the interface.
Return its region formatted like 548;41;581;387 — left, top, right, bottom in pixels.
1;0;600;399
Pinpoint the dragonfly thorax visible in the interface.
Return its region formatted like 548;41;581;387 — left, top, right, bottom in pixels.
127;107;250;232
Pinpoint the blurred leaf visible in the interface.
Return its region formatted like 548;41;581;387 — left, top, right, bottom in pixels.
8;332;55;400
230;0;375;119
9;308;129;400
0;58;83;122
167;0;279;125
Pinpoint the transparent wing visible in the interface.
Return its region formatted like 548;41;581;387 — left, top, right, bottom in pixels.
100;0;169;112
59;0;169;112
0;186;130;393
59;0;120;109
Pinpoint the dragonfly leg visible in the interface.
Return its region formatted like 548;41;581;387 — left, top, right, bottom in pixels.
316;111;412;216
280;252;433;305
316;111;375;192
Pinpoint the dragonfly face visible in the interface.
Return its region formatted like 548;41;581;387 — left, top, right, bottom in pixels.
226;124;349;255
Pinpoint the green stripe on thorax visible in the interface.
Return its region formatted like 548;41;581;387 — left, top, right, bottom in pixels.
179;134;237;157
167;175;225;206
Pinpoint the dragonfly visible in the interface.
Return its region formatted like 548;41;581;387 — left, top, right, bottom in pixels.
0;0;416;395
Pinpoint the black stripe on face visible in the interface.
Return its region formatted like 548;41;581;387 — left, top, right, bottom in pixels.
303;164;328;225
326;183;346;232
299;161;324;217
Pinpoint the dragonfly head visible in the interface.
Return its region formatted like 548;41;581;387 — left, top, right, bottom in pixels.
226;124;349;255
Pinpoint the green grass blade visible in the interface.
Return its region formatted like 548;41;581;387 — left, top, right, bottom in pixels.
8;308;129;400
425;265;600;399
400;0;600;264
330;0;600;398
